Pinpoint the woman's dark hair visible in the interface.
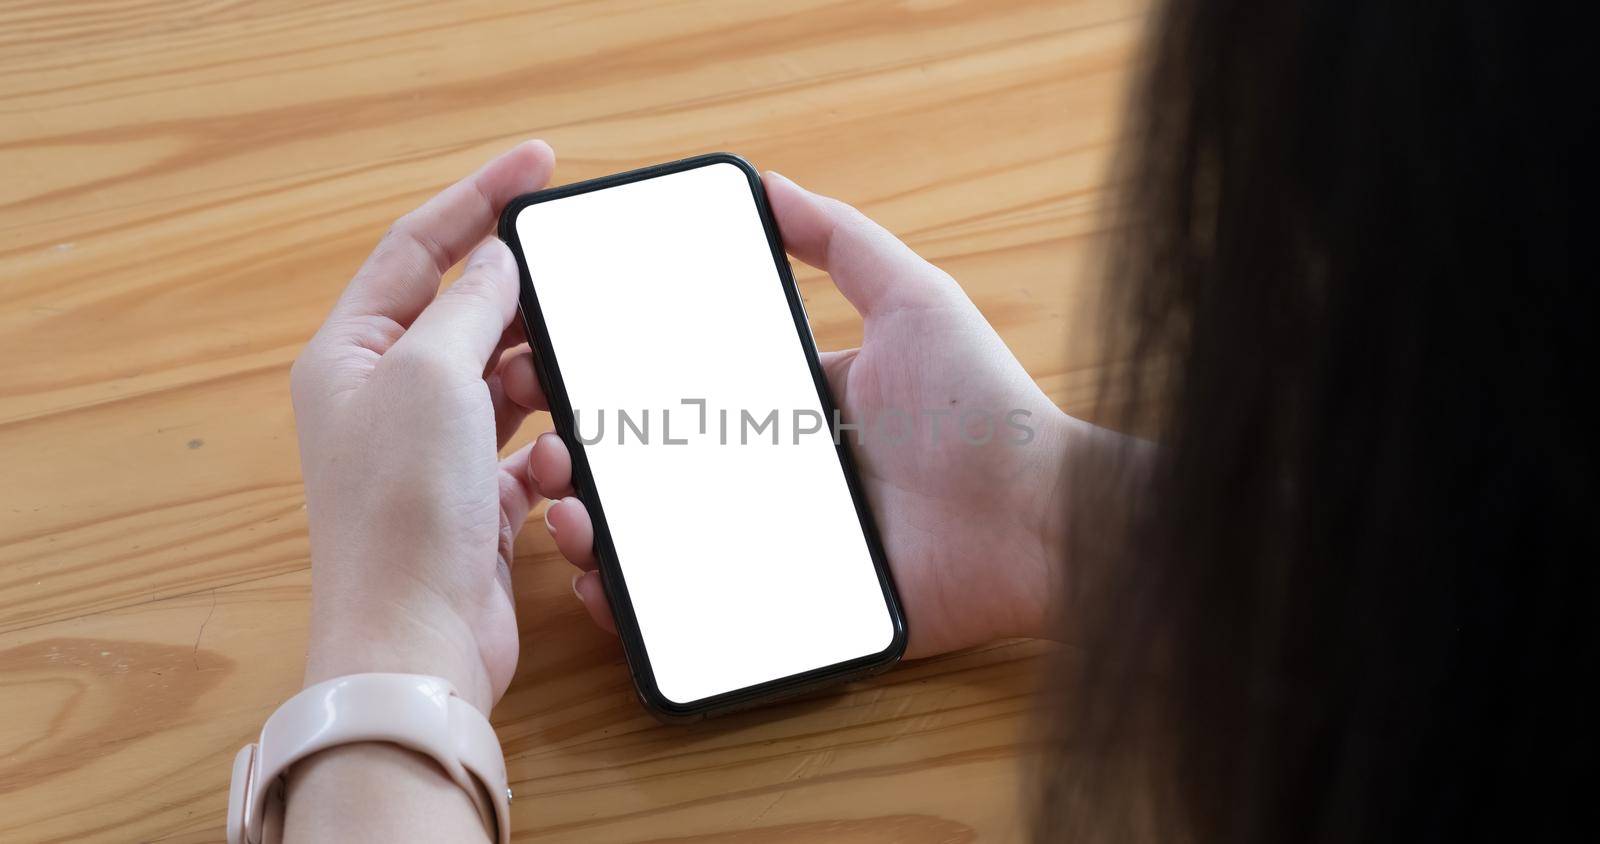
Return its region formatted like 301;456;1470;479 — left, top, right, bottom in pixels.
1038;1;1589;840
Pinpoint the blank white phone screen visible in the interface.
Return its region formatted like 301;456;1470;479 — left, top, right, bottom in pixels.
512;162;895;705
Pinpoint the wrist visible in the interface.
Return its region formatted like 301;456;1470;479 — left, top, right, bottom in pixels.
304;604;495;714
285;743;491;844
1028;413;1157;642
1021;407;1077;641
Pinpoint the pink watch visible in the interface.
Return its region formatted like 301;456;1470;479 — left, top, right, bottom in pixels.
226;673;511;844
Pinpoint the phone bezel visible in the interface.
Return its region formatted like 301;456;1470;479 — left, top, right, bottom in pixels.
497;152;907;722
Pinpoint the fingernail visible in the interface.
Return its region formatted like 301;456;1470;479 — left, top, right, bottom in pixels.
543;502;558;536
570;571;584;600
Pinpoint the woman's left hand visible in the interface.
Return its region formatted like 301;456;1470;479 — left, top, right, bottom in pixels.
290;141;555;714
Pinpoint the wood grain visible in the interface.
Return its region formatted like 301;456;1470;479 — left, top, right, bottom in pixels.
0;1;1145;840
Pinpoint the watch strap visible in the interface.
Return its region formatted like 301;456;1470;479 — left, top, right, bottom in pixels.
226;673;509;844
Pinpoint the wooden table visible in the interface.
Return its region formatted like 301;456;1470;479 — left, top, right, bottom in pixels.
0;2;1143;840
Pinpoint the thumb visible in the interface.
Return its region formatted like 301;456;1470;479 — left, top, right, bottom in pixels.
389;238;521;374
764;171;961;318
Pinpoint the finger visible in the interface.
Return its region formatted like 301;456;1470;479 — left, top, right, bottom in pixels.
496;442;540;572
528;431;573;500
490;344;545;449
572;571;617;636
331;140;554;326
483;318;527;380
816;348;857;404
388;238;519;374
496;344;546;412
763;170;960;318
543;496;596;569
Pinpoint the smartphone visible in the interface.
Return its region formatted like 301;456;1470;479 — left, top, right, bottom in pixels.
498;153;906;721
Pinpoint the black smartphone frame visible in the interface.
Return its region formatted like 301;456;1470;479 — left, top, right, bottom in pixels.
497;152;907;722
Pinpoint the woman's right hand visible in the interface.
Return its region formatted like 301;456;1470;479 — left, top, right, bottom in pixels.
531;173;1082;659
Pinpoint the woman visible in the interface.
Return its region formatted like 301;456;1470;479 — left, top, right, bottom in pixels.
273;0;1587;840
